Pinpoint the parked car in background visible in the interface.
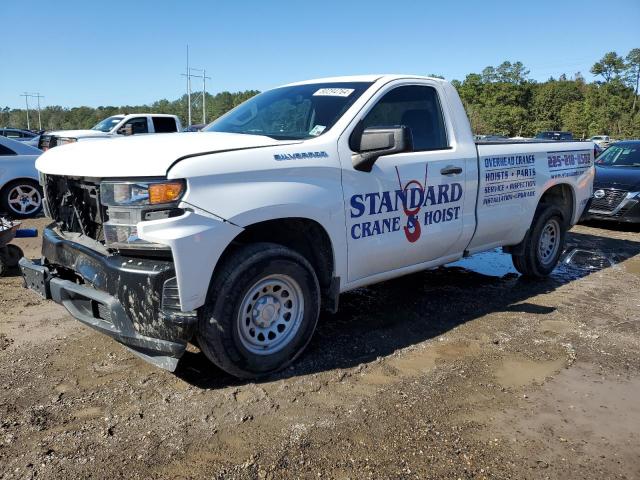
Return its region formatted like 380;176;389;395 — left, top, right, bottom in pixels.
582;141;640;223
38;114;182;150
0;128;39;143
0;136;42;218
25;135;42;149
593;142;603;157
535;131;574;141
474;134;509;141
589;135;611;149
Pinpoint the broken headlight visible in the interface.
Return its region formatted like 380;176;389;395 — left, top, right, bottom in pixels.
56;137;78;146
100;180;185;250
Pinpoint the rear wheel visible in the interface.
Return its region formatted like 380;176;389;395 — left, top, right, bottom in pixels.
197;243;320;379
1;180;43;218
512;205;566;278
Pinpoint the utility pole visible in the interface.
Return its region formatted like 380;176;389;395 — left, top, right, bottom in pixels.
29;93;44;130
188;68;211;124
20;93;31;130
202;69;210;124
185;45;191;127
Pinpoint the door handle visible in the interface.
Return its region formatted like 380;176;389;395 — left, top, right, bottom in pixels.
440;166;463;175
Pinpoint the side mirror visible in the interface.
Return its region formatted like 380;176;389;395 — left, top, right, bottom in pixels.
117;124;134;136
351;125;412;172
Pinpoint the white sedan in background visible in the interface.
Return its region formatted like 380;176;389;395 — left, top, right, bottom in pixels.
0;136;42;218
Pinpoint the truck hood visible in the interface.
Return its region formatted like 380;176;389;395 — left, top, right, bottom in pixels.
46;129;111;138
36;132;296;177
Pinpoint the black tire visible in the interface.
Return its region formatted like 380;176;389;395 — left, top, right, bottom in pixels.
197;242;320;379
512;205;566;278
3;244;24;268
0;179;43;219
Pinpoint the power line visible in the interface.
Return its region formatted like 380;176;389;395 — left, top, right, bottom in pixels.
188;68;211;124
19;92;45;130
180;45;211;127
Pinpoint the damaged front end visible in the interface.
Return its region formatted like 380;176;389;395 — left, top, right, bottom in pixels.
20;175;198;371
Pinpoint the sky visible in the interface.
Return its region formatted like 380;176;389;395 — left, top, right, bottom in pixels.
1;0;639;109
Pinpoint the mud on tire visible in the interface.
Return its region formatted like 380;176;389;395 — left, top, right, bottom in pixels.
197;242;320;379
511;205;566;278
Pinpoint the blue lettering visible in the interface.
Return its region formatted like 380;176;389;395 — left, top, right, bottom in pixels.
350;195;365;218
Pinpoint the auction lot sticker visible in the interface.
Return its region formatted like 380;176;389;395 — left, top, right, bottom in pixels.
313;88;354;97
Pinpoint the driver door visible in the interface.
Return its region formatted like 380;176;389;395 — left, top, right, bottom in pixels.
338;81;473;283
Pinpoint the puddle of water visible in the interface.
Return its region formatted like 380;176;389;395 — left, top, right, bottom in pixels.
449;246;621;281
537;320;573;335
562;248;616;271
386;350;438;376
495;357;566;388
360;341;481;387
448;249;517;277
73;406;103;419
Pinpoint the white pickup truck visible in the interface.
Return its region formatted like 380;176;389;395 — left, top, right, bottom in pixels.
20;75;595;378
38;113;181;150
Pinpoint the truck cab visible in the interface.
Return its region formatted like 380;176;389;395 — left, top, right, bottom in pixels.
38;113;182;150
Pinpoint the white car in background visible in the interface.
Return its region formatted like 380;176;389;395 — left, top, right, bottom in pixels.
0;136;42;218
38;114;182;150
590;135;611;148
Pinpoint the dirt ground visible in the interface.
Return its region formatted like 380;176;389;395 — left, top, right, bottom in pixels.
1;217;639;479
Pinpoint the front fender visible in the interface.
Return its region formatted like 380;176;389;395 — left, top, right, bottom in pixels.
137;210;243;312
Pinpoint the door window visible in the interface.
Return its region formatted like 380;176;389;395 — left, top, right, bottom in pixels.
361;85;448;151
122;117;149;134
5;130;22;139
152;116;178;133
0;145;17;155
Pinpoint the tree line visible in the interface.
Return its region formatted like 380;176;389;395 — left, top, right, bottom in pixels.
2;49;639;139
0;90;259;133
452;49;639;138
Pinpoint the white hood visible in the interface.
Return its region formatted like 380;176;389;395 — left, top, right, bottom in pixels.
47;129;111;138
36;132;293;177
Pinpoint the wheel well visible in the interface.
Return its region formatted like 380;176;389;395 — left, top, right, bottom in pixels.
216;218;337;307
539;184;574;227
0;177;40;193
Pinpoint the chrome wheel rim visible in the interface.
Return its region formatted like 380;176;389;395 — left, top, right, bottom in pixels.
538;218;560;265
7;184;41;216
237;274;304;355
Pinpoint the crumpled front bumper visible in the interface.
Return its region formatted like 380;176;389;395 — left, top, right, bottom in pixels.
19;226;197;371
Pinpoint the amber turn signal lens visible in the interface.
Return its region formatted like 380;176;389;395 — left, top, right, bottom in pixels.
148;182;184;204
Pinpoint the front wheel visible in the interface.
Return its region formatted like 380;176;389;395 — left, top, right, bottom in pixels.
197;243;320;379
512;205;566;278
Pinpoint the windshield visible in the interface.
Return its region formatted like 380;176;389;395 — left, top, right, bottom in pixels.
596;144;640;167
205;82;372;140
91;116;124;132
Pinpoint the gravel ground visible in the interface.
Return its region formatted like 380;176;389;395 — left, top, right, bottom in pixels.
1;218;639;479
